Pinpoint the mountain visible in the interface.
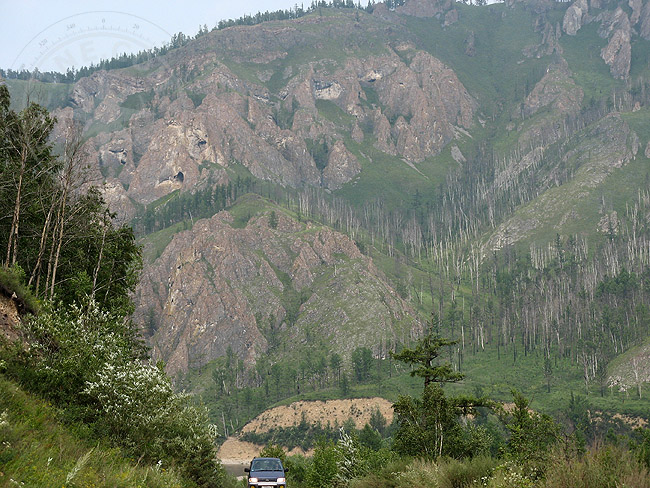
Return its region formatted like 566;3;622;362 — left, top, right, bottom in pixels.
6;0;650;417
135;195;417;376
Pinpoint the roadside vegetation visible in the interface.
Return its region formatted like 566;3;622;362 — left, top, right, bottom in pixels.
0;375;189;488
238;325;650;488
0;85;232;487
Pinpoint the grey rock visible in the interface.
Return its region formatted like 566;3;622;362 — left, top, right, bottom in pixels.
322;141;361;190
640;2;650;39
563;0;588;35
601;23;632;79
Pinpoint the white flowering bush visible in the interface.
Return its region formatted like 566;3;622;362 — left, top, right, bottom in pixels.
5;300;225;487
84;358;224;486
483;462;534;488
336;428;368;486
14;301;142;407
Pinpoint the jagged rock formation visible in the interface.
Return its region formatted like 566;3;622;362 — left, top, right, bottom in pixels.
134;196;417;376
525;18;562;58
322;140;361;190
522;59;583;118
629;0;643;25
45;0;643;226
561;0;635;79
641;2;650;39
562;0;588;36
598;7;632;80
49;8;477;220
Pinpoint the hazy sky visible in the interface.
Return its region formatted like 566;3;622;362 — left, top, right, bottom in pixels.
0;0;297;72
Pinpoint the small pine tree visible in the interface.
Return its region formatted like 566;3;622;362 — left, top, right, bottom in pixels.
269;210;279;229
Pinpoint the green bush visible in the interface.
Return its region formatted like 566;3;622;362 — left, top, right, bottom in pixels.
0;265;39;315
542;444;650;488
85;359;225;486
2;300;226;487
6;301;142;407
306;439;341;488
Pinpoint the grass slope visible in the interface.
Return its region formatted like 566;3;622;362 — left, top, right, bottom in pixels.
0;375;188;488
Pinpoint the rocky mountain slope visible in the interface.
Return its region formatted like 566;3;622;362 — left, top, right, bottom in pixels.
135;195;417;376
48;5;477;223
7;0;650;390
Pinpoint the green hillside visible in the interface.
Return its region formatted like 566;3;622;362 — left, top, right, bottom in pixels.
0;375;187;488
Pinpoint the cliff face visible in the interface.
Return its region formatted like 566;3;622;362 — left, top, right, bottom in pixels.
43;0;642;225
562;0;635;79
134;196;417;376
48;7;477;221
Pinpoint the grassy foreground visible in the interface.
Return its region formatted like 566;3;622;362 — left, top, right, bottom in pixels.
0;374;189;488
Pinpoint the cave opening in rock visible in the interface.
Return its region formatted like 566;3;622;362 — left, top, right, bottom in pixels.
175;171;184;182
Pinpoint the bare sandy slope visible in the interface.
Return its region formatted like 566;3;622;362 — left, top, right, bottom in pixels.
218;397;393;463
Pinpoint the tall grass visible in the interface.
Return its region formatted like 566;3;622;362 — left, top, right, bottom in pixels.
350;456;498;488
542;444;650;488
0;375;189;488
349;446;650;488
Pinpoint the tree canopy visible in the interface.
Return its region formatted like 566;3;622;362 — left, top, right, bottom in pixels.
0;84;141;316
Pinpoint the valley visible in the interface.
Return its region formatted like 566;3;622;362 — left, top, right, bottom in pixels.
3;0;650;486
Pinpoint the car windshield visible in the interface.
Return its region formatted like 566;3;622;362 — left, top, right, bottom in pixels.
251;459;282;471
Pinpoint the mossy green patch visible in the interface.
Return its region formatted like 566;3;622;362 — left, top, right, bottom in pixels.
141;220;192;264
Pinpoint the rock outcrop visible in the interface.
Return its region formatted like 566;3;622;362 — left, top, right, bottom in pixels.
134;196;417;376
522;60;583;118
322;141;361;190
639;2;650;39
597;7;632;79
47;12;476;218
629;0;643;26
525;19;562;57
563;0;588;35
0;293;22;343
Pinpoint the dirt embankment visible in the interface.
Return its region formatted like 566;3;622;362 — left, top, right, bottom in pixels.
0;293;21;342
218;397;393;464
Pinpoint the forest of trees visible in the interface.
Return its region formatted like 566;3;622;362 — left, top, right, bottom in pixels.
238;328;650;488
0;84;140;314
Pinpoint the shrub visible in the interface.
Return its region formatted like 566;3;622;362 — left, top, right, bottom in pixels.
336;428;368;485
0;265;40;315
9;301;143;407
2;300;225;487
85;359;225;487
542;444;650;488
306;439;341;488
